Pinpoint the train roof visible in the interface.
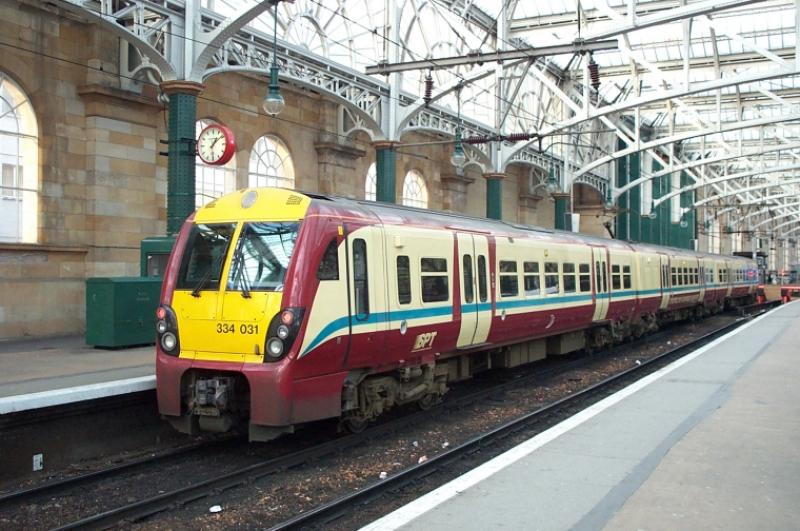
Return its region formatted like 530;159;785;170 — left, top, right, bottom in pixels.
302;191;756;263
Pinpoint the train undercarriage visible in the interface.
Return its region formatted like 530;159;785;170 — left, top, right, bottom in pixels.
168;294;755;441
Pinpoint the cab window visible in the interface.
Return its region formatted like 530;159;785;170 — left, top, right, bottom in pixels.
317;239;339;280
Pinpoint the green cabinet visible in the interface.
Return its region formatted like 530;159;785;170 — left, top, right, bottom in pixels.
85;277;163;348
140;236;175;277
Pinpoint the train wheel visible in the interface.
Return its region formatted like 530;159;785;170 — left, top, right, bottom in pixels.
417;393;438;411
342;416;368;433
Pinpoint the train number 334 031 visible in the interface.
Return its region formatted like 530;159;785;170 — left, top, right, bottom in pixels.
216;322;260;334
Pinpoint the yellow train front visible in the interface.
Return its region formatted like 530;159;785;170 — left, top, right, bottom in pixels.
156;188;323;442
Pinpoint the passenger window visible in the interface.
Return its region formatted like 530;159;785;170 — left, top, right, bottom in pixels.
421;257;449;303
524;261;540;296
477;256;488;302
396;255;411;305
671;267;677;286
579;263;591;292
611;264;621;290
462;255;474;304
317;239;340;281
544;262;559;294
563;263;576;293
623;265;632;289
353;239;369;318
499;260;519;297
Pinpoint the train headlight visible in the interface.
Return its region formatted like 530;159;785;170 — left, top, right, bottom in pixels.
277;324;290;339
280;310;295;326
161;332;177;352
156;320;168;334
267;337;284;358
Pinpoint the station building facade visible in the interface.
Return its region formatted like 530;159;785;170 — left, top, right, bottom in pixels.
1;2;600;339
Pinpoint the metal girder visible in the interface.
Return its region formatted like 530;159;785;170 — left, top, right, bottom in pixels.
364;40;619;75
649;142;800;180
511;0;765;39
695;177;800;206
578;113;800;180
188;1;279;82
651;162;800;207
506;65;800;165
395;59;528;135
55;0;177;80
751;211;800;230
729;201;800;226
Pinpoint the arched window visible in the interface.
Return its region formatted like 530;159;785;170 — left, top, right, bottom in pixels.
195;119;236;207
0;73;38;243
365;163;376;201
402;170;428;209
249;135;294;189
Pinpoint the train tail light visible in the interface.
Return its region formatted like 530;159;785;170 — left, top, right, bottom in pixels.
265;307;305;362
156;305;180;356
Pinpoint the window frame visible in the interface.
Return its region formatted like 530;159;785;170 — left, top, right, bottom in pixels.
420;257;449;303
499;259;519;298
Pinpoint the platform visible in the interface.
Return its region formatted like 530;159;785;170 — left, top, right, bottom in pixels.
363;301;800;531
0;335;154;414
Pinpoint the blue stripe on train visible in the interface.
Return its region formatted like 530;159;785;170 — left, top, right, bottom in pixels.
301;281;757;356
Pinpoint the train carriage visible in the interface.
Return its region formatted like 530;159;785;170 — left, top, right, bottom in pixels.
156;188;758;441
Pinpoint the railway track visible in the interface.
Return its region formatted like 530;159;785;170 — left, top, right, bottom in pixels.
269;307;774;530
0;306;775;530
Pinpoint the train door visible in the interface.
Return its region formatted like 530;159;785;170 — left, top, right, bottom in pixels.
344;224;387;364
698;258;706;300
591;246;609;321
658;254;670;309
456;233;491;348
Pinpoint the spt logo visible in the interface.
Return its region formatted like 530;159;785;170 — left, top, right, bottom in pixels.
412;331;438;352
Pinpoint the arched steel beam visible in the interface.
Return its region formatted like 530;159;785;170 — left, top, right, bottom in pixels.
770;218;800;233
648;142;800;181
55;0;177;80
652;162;800;207
580;113;800;180
189;1;279;82
695;178;800;207
729;201;800;227
506;65;800;163
780;225;800;237
751;212;800;230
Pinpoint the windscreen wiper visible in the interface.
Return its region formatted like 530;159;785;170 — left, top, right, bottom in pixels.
191;253;225;298
191;269;212;298
232;245;251;299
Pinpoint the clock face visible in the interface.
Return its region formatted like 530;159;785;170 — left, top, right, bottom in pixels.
197;124;236;165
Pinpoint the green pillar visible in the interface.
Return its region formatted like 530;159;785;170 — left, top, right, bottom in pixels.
374;141;397;203
553;193;570;230
484;173;504;220
162;81;204;235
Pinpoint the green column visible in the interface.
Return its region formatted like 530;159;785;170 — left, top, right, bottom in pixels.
374;141;397;203
162;81;204;235
553;193;570;230
484;173;504;220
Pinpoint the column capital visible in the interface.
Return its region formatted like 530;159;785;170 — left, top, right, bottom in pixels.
551;192;571;200
482;172;506;181
160;80;205;96
372;140;400;150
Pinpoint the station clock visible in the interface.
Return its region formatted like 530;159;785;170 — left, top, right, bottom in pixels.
196;123;236;166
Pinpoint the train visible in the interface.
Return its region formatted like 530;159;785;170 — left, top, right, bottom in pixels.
155;187;758;441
